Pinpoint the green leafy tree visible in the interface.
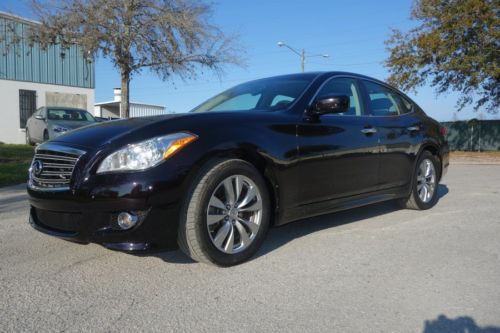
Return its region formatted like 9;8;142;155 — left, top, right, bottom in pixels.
385;0;499;113
29;0;242;118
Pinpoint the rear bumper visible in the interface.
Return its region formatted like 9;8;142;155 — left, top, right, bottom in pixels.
440;143;450;180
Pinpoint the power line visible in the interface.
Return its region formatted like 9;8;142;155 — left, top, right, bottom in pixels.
308;61;382;67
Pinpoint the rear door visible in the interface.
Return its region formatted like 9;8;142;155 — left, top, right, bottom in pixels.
297;76;380;206
360;79;422;190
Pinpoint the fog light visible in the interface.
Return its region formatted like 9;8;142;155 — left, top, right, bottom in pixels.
117;212;138;230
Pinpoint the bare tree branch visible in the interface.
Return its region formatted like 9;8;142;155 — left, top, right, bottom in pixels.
27;0;244;118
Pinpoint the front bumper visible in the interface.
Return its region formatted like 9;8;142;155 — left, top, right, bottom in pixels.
27;171;184;251
26;139;201;252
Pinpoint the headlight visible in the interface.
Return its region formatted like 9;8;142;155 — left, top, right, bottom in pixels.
96;132;197;174
53;125;69;133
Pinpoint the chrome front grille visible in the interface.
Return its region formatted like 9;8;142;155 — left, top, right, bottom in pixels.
29;144;85;190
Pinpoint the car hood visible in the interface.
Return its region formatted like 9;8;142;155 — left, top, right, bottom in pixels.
49;113;194;149
48;120;95;130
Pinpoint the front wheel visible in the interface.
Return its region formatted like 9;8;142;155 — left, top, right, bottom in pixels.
178;159;270;266
399;151;440;210
25;129;34;146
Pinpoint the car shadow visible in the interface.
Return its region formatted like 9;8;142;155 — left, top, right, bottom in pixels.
147;184;449;265
254;183;449;260
423;314;500;333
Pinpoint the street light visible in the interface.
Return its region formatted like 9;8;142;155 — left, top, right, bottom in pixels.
277;41;329;72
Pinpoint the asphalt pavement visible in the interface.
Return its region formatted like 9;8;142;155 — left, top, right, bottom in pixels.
0;164;499;332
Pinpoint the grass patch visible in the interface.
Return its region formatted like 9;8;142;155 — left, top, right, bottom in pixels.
0;144;34;187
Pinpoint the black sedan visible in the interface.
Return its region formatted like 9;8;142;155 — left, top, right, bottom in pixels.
27;72;449;266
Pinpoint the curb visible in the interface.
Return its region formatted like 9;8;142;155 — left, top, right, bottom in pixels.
0;183;27;194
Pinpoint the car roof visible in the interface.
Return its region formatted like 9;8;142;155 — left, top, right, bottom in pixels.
269;71;389;85
268;71;405;96
253;71;417;110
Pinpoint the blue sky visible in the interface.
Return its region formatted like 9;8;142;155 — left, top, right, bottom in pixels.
1;0;494;121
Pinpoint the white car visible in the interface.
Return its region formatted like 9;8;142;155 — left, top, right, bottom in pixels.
25;107;97;145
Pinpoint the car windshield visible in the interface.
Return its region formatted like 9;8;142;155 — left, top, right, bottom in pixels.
190;76;314;113
47;109;96;122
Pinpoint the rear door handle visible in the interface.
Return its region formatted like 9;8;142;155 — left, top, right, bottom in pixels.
361;127;377;134
407;126;420;132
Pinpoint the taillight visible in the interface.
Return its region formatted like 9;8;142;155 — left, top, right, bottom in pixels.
439;126;448;137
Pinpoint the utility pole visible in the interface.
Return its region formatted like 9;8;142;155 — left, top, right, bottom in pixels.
277;41;329;72
300;49;305;73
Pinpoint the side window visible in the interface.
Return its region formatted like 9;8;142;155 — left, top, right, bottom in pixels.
315;77;364;116
33;108;44;119
271;95;294;108
398;96;414;114
363;81;409;116
211;93;261;111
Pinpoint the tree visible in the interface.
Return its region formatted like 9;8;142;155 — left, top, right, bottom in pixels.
30;0;242;118
385;0;499;113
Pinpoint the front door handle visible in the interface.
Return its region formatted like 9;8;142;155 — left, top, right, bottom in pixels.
407;126;420;132
361;127;377;135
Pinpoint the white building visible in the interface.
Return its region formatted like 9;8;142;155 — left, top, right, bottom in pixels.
0;11;95;144
94;88;166;118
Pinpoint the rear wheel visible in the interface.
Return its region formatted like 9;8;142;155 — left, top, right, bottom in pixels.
178;159;270;266
399;150;440;210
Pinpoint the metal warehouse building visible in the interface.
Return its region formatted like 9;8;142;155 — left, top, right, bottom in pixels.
94;88;166;118
0;11;95;144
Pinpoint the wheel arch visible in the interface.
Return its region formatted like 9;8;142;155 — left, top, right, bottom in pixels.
403;142;443;199
185;147;280;226
418;141;443;181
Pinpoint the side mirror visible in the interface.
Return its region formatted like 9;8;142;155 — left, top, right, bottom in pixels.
35;115;45;120
310;94;350;116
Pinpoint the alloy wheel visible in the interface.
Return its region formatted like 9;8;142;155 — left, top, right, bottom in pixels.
417;158;436;203
206;175;263;254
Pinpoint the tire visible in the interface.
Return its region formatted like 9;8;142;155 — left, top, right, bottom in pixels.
178;159;270;266
399;150;440;210
25;129;34;146
43;130;49;142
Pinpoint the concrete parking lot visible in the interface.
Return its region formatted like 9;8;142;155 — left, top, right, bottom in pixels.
0;164;499;332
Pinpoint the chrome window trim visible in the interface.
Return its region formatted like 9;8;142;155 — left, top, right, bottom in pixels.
307;74;367;117
358;77;416;117
307;74;416;118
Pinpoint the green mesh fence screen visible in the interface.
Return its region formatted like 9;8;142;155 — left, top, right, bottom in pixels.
441;120;500;151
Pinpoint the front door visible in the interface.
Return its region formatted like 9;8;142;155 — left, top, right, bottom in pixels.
297;77;380;207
